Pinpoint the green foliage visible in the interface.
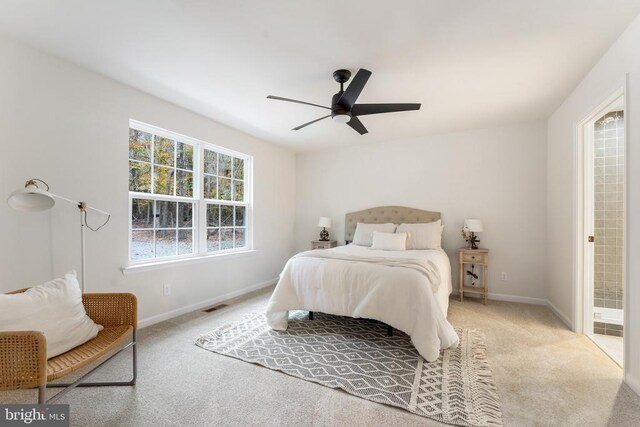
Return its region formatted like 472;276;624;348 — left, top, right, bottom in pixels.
219;154;232;178
129;129;152;162
129;161;151;192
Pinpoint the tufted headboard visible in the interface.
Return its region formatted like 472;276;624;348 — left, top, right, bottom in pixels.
344;206;441;242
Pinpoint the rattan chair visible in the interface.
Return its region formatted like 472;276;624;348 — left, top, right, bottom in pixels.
0;290;137;404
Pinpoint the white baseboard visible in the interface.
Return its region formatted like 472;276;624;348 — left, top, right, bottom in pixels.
546;299;573;329
626;373;640;397
453;291;574;328
488;292;548;305
452;290;547;306
138;278;277;329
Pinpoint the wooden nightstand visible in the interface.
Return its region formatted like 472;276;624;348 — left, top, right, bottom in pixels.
311;240;337;250
458;248;489;304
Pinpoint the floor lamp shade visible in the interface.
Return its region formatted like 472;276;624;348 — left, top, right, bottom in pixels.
7;180;55;212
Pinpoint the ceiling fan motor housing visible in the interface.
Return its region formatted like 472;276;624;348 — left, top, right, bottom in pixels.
331;92;352;121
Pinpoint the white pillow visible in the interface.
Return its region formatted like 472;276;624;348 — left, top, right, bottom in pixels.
352;222;397;246
396;220;443;249
0;271;103;358
371;231;407;251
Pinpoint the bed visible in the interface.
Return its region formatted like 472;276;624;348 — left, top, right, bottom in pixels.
265;206;459;361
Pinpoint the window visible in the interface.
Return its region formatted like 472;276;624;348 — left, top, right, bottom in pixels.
128;120;251;263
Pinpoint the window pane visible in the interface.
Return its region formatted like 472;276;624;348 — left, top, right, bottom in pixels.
154;165;175;195
132;198;154;228
178;202;192;228
221;205;234;227
154;136;175;166
221;228;234;250
129;161;151;193
178;230;193;255
207;229;220;251
131;230;154;260
219;154;232;178
218;177;232;200
204;150;217;175
207;204;220;227
156;230;177;257
235;206;245;226
234;228;246;248
233;158;244;180
176;170;193;197
233;180;244;202
176;142;193;170
129;129;152;162
203;175;217;199
155;201;176;228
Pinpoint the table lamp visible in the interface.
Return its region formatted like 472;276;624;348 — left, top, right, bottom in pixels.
317;217;332;241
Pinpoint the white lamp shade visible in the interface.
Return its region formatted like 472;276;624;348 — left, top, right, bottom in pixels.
317;217;332;228
464;219;483;233
7;184;55;212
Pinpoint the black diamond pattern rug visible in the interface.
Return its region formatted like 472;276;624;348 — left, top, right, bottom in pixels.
195;311;502;426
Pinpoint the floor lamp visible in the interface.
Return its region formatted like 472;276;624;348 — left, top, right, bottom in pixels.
7;178;110;292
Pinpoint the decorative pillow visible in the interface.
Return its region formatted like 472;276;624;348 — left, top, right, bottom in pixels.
0;271;103;358
352;223;397;246
371;231;407;251
396;220;443;249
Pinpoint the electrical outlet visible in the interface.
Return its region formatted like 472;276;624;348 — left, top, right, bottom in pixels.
163;283;171;296
501;272;508;281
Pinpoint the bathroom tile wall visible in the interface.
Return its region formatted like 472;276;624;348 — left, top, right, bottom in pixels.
593;110;624;336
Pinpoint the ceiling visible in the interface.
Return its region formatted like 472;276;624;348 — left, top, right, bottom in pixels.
0;1;639;152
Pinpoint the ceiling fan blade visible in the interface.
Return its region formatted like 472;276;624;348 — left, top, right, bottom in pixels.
267;95;331;110
337;69;372;108
351;103;421;116
293;115;331;130
346;116;368;135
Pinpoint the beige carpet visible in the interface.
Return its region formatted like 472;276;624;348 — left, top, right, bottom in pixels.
2;288;640;426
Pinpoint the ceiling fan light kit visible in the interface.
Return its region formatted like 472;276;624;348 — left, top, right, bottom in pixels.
267;68;421;135
332;113;351;124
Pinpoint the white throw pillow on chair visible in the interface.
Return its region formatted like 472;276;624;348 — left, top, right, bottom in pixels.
0;271;103;358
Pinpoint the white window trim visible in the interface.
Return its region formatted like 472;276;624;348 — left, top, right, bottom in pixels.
121;249;258;275
128;120;253;267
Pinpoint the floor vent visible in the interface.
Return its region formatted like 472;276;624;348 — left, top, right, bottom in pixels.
203;304;228;313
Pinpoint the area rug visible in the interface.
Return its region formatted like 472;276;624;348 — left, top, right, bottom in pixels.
195;311;502;426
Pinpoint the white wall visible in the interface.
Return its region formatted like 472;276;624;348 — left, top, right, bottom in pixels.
0;35;296;325
295;122;548;303
546;14;640;394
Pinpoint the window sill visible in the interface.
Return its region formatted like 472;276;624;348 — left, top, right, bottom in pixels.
121;249;257;275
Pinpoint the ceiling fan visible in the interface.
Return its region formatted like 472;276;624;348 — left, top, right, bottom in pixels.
267;69;421;135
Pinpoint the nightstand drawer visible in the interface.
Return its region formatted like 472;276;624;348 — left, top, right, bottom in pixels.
312;240;337;250
462;252;486;263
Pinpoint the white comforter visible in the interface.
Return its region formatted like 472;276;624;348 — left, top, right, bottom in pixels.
265;245;459;361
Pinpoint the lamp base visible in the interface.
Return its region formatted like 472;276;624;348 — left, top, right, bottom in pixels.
319;228;329;241
469;232;480;250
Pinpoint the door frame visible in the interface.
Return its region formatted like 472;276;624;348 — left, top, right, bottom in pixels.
574;87;625;335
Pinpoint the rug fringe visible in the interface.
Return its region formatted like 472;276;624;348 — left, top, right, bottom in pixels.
468;329;503;426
